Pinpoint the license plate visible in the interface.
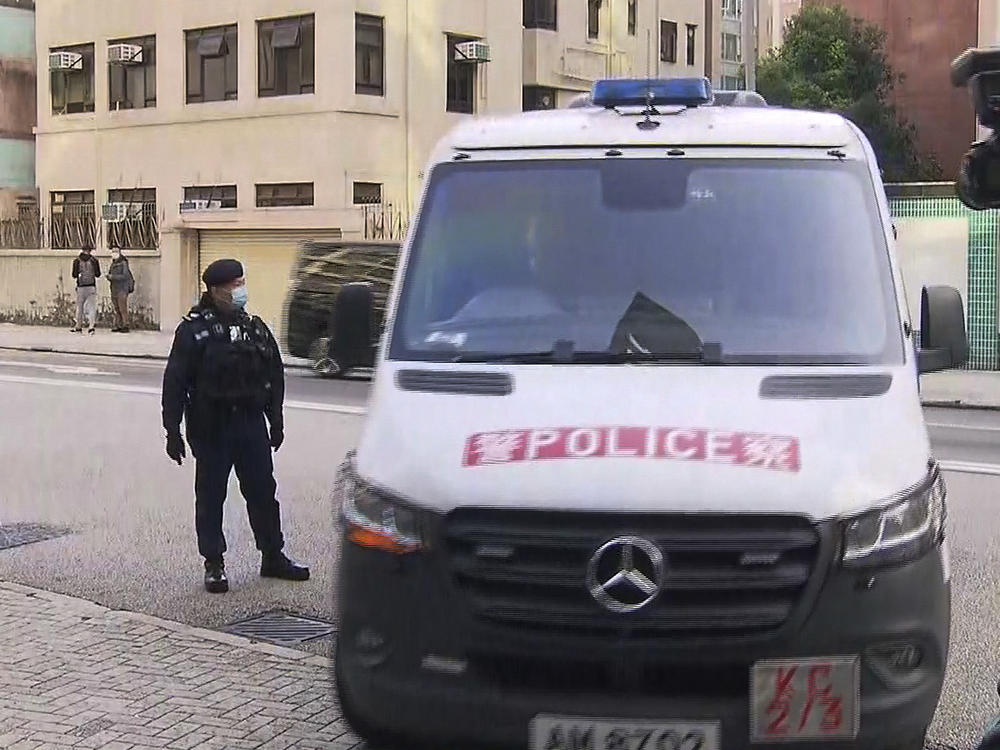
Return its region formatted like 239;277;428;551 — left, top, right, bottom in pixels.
530;715;721;750
751;656;860;742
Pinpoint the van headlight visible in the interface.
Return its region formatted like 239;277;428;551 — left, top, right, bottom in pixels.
337;455;423;554
842;464;946;568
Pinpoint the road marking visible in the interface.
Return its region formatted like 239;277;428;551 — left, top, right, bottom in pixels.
0;358;119;376
927;422;1000;433
0;373;366;416
938;460;1000;476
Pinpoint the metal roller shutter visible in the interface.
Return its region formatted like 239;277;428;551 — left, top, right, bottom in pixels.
198;228;341;342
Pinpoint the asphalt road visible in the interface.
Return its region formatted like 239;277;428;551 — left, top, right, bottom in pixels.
1;351;999;748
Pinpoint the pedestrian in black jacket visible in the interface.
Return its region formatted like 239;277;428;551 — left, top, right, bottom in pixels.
106;245;135;332
161;258;309;593
70;241;101;333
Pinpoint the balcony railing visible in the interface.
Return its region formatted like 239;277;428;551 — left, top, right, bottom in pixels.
0;203;159;250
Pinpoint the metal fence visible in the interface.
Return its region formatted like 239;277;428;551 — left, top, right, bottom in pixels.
0;205;159;250
363;204;409;241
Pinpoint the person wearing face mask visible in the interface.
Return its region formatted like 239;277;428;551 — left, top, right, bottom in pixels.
106;245;135;333
161;258;309;593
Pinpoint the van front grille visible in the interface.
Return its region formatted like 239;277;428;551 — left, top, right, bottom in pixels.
443;509;821;639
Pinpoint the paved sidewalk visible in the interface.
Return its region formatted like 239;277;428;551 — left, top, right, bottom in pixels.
0;581;361;750
0;324;311;368
921;370;1000;410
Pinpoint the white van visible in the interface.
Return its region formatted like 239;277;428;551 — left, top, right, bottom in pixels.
332;79;968;750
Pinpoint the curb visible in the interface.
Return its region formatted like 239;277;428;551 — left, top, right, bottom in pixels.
0;344;315;370
921;399;1000;412
0;579;334;669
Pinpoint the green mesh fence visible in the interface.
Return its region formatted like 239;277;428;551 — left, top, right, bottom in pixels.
889;189;999;371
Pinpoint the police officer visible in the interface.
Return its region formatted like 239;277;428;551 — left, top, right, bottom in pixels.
161;258;309;593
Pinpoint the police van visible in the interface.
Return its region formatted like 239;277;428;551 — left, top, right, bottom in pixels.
332;78;968;750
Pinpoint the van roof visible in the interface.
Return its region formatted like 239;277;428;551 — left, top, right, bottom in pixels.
440;105;861;155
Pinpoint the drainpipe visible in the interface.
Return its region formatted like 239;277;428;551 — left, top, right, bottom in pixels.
404;0;411;212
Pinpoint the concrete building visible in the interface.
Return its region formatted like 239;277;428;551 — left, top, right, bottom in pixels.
30;0;522;334
522;0;706;110
806;0;978;174
22;0;706;335
715;0;771;90
0;0;35;217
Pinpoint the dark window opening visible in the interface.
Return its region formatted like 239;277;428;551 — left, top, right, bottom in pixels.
523;0;557;30
627;0;637;36
50;190;96;249
356;14;385;96
588;0;601;39
50;43;94;115
686;24;697;66
186;25;238;103
258;14;315;97
446;34;477;114
108;35;156;110
660;20;678;63
184;185;237;209
523;85;557;111
353;182;383;205
256;182;314;208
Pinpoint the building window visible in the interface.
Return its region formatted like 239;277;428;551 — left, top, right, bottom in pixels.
722;0;742;18
588;0;601;39
50;43;94;115
722;32;741;62
660;21;677;63
523;85;557;111
258;14;315;97
256;182;314;208
106;188;157;250
50;191;95;249
721;74;742;90
108;35;156;110
355;14;384;96
523;0;557;30
446;35;477;114
686;24;697;66
186;25;238;103
184;185;237;209
353;182;383;205
627;0;637;36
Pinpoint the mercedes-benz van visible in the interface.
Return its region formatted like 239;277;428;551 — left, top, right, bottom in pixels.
333;79;968;750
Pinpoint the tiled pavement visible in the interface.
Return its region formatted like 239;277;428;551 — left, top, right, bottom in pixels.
0;581;362;750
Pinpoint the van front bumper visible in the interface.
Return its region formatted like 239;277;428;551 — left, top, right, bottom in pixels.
335;523;950;750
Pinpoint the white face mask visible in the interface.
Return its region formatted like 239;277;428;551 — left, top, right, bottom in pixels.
231;285;249;309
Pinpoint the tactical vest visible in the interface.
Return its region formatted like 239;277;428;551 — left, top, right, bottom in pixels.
185;307;274;408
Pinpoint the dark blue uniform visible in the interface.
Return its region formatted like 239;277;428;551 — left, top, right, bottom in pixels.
161;300;285;562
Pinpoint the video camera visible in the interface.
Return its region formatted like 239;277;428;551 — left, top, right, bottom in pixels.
952;48;1000;209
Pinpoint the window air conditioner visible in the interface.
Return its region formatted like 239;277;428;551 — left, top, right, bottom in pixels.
49;51;83;71
454;40;490;63
102;203;131;223
179;199;222;212
108;43;143;65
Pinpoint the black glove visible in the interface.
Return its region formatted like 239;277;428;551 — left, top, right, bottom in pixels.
166;432;186;465
270;424;284;452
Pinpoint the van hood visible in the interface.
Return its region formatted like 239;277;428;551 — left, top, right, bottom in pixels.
354;363;931;522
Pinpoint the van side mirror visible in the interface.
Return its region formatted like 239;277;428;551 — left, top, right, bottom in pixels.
329;282;375;370
918;285;968;373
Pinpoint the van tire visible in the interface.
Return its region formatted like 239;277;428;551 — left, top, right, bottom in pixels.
887;730;927;750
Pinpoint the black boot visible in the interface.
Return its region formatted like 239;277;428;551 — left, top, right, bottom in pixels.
204;559;229;593
260;552;310;581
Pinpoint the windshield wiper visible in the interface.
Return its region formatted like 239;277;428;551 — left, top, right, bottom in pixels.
450;342;725;365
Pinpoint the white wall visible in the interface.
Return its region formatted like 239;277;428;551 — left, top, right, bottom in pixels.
895;217;969;329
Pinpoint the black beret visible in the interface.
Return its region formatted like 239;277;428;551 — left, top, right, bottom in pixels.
202;258;244;287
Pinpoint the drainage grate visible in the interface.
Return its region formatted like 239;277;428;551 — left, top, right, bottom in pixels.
0;523;71;551
223;610;337;646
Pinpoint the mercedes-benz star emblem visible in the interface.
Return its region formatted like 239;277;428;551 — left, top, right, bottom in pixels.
586;536;664;613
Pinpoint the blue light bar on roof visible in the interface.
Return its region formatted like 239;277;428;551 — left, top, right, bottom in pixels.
592;77;713;108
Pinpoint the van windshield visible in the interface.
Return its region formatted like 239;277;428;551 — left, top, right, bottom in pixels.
390;158;903;365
